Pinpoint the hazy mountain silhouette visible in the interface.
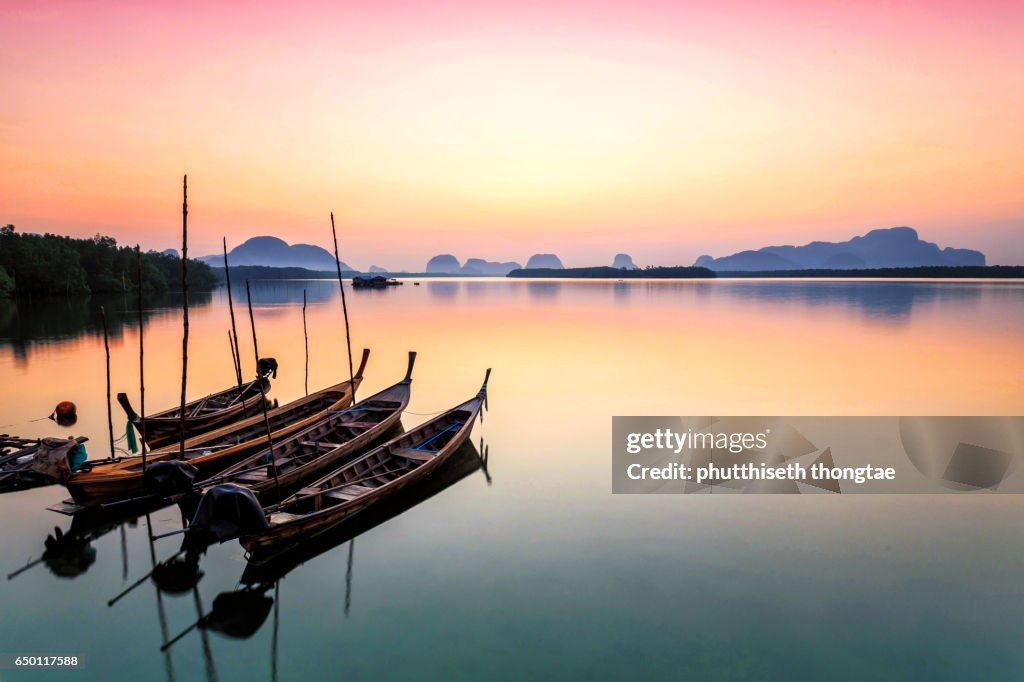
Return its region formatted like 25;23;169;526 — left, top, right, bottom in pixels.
426;254;461;274
460;258;522;275
526;253;564;269
693;227;984;271
612;254;639;269
199;236;351;270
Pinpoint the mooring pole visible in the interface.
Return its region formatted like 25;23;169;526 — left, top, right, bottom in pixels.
228;330;241;384
136;246;147;471
245;280;282;502
178;175;189;460
330;212;356;404
302;288;309;396
100;306;115;459
222;236;243;386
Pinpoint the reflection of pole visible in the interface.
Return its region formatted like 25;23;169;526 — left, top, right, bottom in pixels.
146;513;176;682
344;540;354;617
193;587;219;682
120;524;128;581
272;581;280;682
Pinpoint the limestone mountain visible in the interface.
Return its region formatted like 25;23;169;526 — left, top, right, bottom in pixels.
693;227;984;271
200;236;352;271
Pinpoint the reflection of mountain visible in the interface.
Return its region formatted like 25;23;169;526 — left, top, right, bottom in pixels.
0;292;212;363
714;280;984;320
695;227;985;271
231;279;336;306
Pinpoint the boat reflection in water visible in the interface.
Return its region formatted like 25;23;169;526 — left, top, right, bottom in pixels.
158;437;490;662
7;497;178;581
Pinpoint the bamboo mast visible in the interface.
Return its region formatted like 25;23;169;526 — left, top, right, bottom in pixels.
222;237;243;386
302;289;309;396
245;280;281;502
100;305;115;459
228;330;241;384
330;212;356;403
136;246;147;471
178;175;189;460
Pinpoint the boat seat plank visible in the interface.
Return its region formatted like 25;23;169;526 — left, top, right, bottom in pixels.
392;447;436;462
269;512;301;524
338;484;376;495
323;490;359;502
234;471;269;483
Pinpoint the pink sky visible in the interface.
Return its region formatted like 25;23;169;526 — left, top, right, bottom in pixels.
1;0;1022;268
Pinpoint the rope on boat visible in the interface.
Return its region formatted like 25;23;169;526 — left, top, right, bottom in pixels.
401;408;449;417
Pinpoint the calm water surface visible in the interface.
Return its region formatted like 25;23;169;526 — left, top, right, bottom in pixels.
1;278;1023;681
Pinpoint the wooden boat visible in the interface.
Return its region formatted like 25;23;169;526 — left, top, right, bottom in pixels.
239;369;490;555
61;350;370;507
242;438;487;573
118;359;278;449
204;352;417;501
0;436;88;493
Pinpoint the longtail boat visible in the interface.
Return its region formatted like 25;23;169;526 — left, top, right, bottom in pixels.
242;438;487;574
0;436;88;493
117;358;279;449
235;368;489;556
205;352;417;501
60;350;370;508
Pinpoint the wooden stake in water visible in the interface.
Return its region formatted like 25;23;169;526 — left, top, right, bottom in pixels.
302;288;309;396
222;236;243;386
100;306;115;459
228;330;241;384
178;175;189;460
330;212;356;403
245;280;281;502
136;246;147;471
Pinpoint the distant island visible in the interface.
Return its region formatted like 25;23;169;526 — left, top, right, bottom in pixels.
509;266;715;279
199;236;353;271
694;226;984;271
425;254;526;275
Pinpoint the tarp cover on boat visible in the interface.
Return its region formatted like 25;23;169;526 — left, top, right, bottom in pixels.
143;460;199;494
187;484;269;546
29;437;82;483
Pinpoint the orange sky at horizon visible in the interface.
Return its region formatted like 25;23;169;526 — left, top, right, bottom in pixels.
2;0;1022;268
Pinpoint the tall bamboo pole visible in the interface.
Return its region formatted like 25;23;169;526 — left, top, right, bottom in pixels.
222;236;243;386
136;246;147;470
228;330;241;384
100;305;115;459
245;280;281;501
178;175;189;460
302;289;309;396
330;212;356;403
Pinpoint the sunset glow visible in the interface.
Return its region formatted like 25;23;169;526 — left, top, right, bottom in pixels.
2;0;1022;267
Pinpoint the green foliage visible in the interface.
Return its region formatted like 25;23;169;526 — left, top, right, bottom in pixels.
0;227;218;296
0;266;13;298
